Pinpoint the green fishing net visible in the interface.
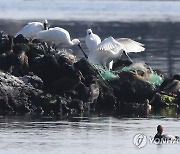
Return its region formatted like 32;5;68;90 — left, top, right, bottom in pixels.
93;64;118;81
93;62;163;86
121;62;163;86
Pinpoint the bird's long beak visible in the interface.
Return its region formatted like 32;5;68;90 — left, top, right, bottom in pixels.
78;43;88;59
123;51;133;63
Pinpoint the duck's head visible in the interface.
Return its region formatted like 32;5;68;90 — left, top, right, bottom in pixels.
87;29;92;35
157;125;163;135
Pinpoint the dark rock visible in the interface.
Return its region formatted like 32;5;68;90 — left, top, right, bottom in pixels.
0;31;172;117
109;71;156;102
0;70;72;116
112;59;132;70
175;91;180;105
0;31;13;53
39;94;60;115
33;54;81;94
0;71;43;114
96;79;117;114
0;51;14;72
120;99;151;117
74;58;98;78
13;43;30;55
10;43;30;76
0;86;12;115
28;42;48;59
150;93;168;108
14;34;29;44
159;74;180;95
20;74;43;89
67;99;84;113
49;77;80;94
74;58;117;113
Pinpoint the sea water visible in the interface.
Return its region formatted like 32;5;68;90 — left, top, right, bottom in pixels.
0;116;180;154
0;0;180;22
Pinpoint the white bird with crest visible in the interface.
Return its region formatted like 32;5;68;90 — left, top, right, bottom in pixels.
85;29;101;52
85;29;145;70
15;19;49;39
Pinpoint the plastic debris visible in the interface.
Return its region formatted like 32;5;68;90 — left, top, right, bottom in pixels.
93;64;118;81
121;62;163;86
149;73;163;86
92;62;163;86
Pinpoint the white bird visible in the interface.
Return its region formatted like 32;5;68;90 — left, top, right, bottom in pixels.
85;29;101;52
15;19;48;39
36;27;88;58
86;30;145;70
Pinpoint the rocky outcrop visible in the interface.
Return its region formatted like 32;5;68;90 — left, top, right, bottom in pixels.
0;71;43;115
0;31;179;117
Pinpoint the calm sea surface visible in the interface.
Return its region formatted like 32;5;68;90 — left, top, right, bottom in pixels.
1;0;180;22
0;0;180;154
0;116;180;154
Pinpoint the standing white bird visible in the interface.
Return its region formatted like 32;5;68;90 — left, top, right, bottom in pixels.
36;27;88;58
85;29;101;52
15;19;48;39
86;30;145;70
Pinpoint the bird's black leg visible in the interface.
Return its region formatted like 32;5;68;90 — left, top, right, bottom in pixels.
78;43;88;59
52;44;56;50
123;51;133;62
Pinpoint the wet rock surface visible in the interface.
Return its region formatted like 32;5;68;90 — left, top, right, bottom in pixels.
0;31;179;117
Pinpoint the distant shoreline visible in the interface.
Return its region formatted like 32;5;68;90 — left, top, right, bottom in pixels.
0;19;180;36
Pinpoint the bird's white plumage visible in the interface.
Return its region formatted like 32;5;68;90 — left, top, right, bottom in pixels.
88;37;119;69
15;20;48;39
35;26;88;58
85;29;101;52
36;27;80;46
86;30;145;70
117;38;145;53
95;37;145;54
95;37;121;53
